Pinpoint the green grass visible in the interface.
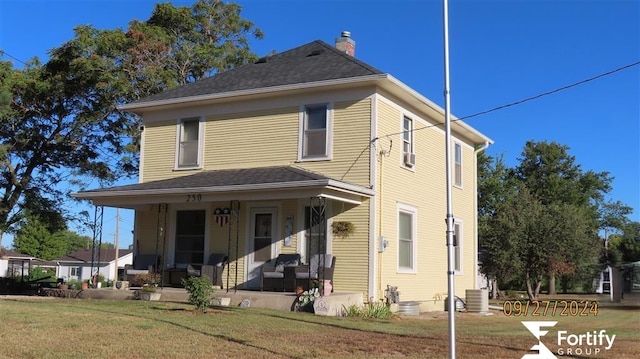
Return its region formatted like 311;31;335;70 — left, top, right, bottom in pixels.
0;297;638;358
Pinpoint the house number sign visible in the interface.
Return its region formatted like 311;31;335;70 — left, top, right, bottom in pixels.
186;194;202;202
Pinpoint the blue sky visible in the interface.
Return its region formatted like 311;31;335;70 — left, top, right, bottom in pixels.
1;0;638;249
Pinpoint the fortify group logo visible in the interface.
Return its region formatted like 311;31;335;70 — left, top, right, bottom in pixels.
521;321;616;358
521;321;558;359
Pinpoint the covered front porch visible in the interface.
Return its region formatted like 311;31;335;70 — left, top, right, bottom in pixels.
73;166;374;295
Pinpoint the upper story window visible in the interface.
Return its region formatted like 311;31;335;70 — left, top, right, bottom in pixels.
402;116;415;168
177;117;202;168
454;142;462;187
300;104;332;160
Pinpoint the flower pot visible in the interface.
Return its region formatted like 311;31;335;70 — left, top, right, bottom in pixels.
140;292;161;301
81;282;89;290
322;280;332;296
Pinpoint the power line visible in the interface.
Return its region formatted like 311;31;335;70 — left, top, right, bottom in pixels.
1;51;27;66
459;60;640;121
380;60;640;140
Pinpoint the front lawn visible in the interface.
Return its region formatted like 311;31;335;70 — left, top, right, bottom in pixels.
0;297;638;358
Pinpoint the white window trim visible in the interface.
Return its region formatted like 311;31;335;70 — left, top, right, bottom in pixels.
297;103;333;162
401;115;416;170
454;219;463;275
174;117;204;170
397;202;417;274
454;142;463;188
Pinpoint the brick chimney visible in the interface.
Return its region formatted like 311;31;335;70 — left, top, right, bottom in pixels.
335;31;355;56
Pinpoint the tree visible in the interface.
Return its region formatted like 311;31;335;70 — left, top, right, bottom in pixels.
477;152;518;298
0;0;262;245
13;215;67;260
514;141;610;294
609;221;640;263
478;141;614;299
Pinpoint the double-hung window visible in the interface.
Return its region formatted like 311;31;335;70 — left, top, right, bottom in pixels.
454;142;462;187
398;203;417;272
300;104;331;160
402;116;415;168
403;116;413;154
178;117;201;168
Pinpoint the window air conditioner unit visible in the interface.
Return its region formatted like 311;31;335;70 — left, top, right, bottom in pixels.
404;152;416;167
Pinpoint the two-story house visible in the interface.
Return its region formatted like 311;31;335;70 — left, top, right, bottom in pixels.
75;32;492;311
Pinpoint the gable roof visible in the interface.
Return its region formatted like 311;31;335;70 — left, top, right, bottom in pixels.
0;249;40;260
56;249;133;264
127;40;383;107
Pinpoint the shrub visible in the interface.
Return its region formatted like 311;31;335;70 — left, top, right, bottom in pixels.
343;300;395;319
133;273;160;287
181;275;215;313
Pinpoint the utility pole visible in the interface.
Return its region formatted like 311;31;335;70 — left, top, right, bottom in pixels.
114;208;120;287
442;0;456;357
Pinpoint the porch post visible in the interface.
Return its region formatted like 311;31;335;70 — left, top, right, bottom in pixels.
226;200;240;293
309;196;327;295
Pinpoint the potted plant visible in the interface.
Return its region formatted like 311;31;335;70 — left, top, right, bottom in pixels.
138;284;161;301
331;221;355;239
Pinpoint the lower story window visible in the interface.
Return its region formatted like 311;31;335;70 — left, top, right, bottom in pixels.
398;204;417;271
70;267;80;277
175;210;206;265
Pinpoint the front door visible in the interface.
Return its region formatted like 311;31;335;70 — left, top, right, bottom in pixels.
247;208;278;289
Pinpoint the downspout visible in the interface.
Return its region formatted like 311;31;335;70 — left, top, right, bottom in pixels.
474;141;490;289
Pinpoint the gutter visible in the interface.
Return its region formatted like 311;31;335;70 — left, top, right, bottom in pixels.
73;179;375;199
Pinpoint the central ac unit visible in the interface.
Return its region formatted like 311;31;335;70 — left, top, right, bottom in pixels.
404;152;416;167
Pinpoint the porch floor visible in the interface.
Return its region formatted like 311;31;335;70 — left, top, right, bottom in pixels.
77;287;364;314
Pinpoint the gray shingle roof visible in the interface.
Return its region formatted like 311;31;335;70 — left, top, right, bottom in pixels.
81;166;334;193
56;249;133;263
132;40;384;105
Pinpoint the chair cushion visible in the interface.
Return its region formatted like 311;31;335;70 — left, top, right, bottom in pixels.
294;272;318;280
274;254;300;272
125;269;149;276
309;254;333;272
262;271;285;279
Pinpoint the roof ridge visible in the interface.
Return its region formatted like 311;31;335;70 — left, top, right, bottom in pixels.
312;40;385;75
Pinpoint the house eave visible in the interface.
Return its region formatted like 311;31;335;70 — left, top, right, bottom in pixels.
118;74;388;113
72;180;374;208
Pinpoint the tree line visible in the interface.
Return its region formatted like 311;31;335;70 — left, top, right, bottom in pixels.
478;140;639;300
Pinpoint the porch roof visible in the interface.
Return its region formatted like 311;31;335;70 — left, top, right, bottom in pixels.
73;166;374;208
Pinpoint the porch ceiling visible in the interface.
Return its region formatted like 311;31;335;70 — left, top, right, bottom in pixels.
72;165;374;208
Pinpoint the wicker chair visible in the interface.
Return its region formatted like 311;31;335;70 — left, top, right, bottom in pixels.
187;253;228;288
260;254;301;292
124;254;159;283
294;254;336;292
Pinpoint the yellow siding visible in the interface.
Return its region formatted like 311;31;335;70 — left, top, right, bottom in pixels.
142;120;178;182
141;99;372;187
278;199;299;255
330;200;370;295
375;97;478;311
135;206;163;255
204;108;299;170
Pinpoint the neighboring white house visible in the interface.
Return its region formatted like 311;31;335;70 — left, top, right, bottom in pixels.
0;249;56;279
55;248;133;282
